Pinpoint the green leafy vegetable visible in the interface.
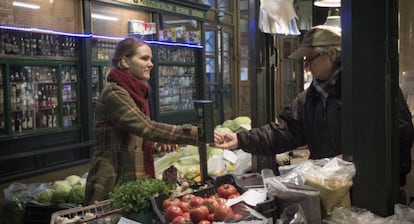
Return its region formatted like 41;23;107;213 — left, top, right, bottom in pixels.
108;177;173;213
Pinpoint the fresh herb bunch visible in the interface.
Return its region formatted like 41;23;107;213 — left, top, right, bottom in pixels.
109;176;173;213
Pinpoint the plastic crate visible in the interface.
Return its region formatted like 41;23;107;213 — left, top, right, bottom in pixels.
49;200;122;224
24;202;75;224
151;174;276;224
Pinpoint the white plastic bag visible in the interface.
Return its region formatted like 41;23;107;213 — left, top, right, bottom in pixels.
259;0;300;35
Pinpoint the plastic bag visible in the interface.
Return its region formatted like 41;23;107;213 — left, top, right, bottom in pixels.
278;158;356;218
278;203;308;224
322;206;389;224
0;182;50;224
262;169;321;224
232;149;252;175
258;0;300;35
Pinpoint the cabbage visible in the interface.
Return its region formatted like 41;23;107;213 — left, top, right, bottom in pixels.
222;116;252;133
76;178;86;187
51;180;72;204
233;116;251;125
214;126;233;134
154;151;181;178
67;184;85;204
207;145;224;158
180;145;199;156
34;188;55;203
65;175;81;186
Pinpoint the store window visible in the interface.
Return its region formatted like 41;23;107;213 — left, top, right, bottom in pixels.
91;2;152;37
0;0;81;33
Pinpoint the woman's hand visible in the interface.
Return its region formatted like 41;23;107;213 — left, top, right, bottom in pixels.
153;143;179;156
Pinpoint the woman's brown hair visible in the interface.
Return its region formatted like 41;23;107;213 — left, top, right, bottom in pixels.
111;38;147;69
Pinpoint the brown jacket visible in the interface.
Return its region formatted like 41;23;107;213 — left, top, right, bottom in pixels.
85;82;198;204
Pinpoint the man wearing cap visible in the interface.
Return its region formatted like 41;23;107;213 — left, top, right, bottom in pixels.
213;25;414;191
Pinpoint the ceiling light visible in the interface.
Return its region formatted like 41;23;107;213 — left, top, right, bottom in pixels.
12;1;40;9
91;13;118;21
314;0;341;7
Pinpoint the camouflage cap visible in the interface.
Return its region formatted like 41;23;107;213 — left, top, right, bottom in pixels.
288;25;341;60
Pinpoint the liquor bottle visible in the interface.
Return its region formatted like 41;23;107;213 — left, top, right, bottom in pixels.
22;113;27;130
27;112;33;129
24;35;31;56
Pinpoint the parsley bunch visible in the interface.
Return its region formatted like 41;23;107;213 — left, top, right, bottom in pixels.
109;176;173;213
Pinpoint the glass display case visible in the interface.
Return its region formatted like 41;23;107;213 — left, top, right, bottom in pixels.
151;44;202;124
0;29;80;136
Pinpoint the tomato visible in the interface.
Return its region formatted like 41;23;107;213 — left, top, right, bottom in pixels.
163;198;181;209
198;220;211;224
177;201;191;213
202;197;219;213
189;205;209;223
217;184;238;199
164;205;184;223
214;203;233;221
182;212;191;222
171;215;186;224
227;192;240;199
207;213;215;222
189;196;205;208
181;193;195;202
215;197;227;205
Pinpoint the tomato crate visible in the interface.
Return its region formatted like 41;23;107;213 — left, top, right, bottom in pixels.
49;200;122;224
151;174;277;224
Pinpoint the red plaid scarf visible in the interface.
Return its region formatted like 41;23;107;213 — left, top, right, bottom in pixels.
108;69;155;177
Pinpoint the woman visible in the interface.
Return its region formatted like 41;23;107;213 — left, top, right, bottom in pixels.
85;38;198;204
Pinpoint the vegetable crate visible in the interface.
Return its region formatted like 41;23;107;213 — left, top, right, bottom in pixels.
50;200;122;224
151;174;277;224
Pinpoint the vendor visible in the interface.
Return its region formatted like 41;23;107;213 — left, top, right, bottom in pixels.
213;25;414;191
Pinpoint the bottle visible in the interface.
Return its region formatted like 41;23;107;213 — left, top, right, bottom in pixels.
27;112;33;129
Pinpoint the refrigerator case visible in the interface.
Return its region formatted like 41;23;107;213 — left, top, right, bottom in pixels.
7;65;79;133
150;44;202;124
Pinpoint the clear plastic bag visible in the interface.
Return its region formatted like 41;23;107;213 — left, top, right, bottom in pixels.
278;158;356;217
258;0;300;35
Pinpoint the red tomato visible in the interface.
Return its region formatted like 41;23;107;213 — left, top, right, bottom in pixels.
217;184;238;199
189;205;209;223
202;197;219;213
215;197;227;205
189;196;205;208
214;204;233;221
162;198;180;209
164;205;184;223
227;192;241;199
181;193;195;202
182;212;191;222
198;220;211;224
177;201;191;213
171;215;186;224
207;213;215;222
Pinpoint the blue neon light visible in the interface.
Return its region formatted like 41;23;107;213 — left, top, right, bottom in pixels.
0;25;204;49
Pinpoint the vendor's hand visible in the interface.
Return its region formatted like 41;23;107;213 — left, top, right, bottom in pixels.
212;132;238;150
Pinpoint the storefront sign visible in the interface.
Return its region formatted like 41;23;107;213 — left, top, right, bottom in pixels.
128;20;156;35
114;0;206;19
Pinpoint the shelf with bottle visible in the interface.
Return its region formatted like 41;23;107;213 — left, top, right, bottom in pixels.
0;69;4;135
4;64;80;134
0;29;78;58
158;65;196;113
157;45;196;64
92;38;118;61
